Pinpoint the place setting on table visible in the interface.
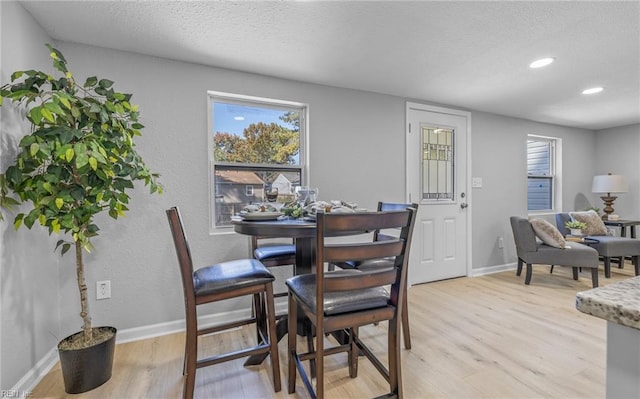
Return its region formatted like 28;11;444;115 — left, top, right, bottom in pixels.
230;186;368;277
231;186;364;223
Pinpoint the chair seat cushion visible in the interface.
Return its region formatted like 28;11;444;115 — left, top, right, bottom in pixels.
286;270;390;316
586;236;640;257
522;242;599;269
254;244;296;260
193;259;274;296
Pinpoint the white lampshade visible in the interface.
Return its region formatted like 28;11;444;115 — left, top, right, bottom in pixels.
592;174;628;194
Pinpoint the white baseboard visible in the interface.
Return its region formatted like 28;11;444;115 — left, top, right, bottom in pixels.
13;303;287;393
12;346;58;394
470;262;517;277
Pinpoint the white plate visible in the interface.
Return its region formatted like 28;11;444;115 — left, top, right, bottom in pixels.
241;212;282;221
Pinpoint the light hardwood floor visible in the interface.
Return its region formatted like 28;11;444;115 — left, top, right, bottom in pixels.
31;266;635;398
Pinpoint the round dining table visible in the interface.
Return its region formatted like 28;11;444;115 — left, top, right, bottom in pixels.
232;217;318;275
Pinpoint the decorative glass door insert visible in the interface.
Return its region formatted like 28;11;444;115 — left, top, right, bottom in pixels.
422;125;454;201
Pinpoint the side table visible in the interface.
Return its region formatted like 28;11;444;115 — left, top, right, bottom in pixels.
603;219;640;238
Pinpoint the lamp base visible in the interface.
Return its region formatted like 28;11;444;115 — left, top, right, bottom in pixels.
600;195;617;220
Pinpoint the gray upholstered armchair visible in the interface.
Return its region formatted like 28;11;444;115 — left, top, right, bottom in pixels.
556;212;640;278
510;216;599;287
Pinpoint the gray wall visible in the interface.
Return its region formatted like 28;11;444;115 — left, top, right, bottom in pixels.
0;2;63;389
595;124;640;219
3;1;637;390
469;112;597;269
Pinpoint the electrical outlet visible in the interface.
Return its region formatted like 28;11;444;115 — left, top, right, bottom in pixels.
97;280;111;300
498;236;504;249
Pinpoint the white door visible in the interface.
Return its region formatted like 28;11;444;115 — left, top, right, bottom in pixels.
406;102;470;285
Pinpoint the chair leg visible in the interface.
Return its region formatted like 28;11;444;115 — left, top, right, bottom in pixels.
524;263;533;285
572;267;579;280
633;255;639;276
388;317;402;398
401;281;411;350
183;315;198;399
305;323;316;379
264;284;281;392
287;294;297;394
348;327;359;378
253;293;266;345
590;268;599;288
316;325;325;399
550;265;554;274
604;257;611;278
516;259;523;276
182;337;188;376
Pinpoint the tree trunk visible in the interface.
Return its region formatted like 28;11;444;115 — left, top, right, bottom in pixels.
76;241;92;343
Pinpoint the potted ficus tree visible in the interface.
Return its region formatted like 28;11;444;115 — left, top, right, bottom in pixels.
0;44;161;393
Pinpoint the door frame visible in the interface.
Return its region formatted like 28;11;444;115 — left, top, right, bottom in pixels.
405;101;473;281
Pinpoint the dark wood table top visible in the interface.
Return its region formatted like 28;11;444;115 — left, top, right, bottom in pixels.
231;217;316;238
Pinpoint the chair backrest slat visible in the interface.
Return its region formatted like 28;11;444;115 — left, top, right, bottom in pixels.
324;268;398;292
324;240;404;263
316;209;417;300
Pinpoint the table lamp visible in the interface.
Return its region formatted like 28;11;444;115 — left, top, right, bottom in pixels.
592;173;628;220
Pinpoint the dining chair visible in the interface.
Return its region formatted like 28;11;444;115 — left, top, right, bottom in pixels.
330;201;418;349
250;236;296;298
166;207;281;399
286;207;417;398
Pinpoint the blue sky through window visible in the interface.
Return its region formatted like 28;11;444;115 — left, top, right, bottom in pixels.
213;102;294;136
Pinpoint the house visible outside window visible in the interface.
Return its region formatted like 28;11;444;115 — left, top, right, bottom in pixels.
208;91;307;229
527;135;561;212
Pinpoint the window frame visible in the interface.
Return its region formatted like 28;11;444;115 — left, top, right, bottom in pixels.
207;91;309;233
527;134;562;214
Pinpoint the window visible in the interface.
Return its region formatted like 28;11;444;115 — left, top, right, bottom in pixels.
421;125;454;201
208;91;307;229
527;135;561;212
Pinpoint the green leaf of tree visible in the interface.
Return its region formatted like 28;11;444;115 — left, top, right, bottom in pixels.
98;79;114;89
41;108;55;123
30;143;40;157
29;106;43;124
65;148;74;162
84;76;98;87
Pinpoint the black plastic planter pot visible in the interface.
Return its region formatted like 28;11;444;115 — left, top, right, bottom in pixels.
58;326;117;394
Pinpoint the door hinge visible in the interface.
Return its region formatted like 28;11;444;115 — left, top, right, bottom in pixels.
408;123;411;133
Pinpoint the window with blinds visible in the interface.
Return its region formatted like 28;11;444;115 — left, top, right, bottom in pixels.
527;137;556;211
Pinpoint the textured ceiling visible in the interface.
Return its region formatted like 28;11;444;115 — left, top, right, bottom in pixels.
20;1;640;130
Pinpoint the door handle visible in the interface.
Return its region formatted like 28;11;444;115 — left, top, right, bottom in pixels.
460;202;469;209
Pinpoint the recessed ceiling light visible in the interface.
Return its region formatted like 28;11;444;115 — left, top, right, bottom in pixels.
529;57;555;68
582;87;604;95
